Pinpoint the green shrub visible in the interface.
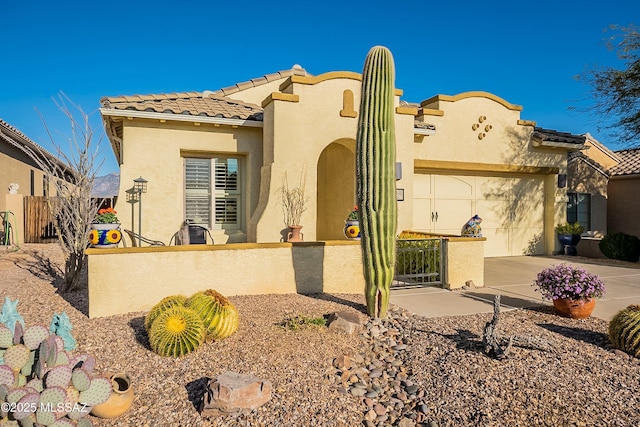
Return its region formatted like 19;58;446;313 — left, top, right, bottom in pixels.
395;238;441;282
555;222;584;235
599;232;640;262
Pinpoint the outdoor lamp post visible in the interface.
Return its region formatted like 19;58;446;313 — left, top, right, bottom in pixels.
133;176;148;246
125;187;139;244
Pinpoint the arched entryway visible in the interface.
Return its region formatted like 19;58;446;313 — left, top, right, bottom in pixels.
317;139;356;240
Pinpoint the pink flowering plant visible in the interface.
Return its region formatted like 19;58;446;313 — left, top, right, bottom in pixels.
532;263;605;301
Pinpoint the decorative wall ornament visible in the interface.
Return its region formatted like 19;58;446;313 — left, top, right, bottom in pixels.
8;183;19;194
471;115;493;140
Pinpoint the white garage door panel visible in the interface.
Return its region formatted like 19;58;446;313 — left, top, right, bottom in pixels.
412;173;546;257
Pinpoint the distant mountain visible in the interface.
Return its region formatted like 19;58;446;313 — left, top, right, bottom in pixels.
93;173;120;197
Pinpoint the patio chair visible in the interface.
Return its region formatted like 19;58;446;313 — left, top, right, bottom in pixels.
123;229;166;247
169;224;214;245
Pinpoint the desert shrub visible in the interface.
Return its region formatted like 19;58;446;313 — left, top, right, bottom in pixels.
599;232;640;262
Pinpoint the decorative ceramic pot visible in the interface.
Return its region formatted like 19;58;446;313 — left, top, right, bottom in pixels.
344;220;361;240
557;234;581;256
91;372;134;419
90;223;122;248
553;297;595;319
287;225;304;242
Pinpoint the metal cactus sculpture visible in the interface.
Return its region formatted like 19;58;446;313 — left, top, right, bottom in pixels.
356;46;398;318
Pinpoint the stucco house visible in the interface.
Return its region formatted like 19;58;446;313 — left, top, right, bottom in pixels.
608;148;640;237
0;119;62;244
99;65;587;257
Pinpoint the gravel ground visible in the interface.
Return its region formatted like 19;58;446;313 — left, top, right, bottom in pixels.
1;244;639;427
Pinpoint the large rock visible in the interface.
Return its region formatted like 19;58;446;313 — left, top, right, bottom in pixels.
201;371;272;416
327;311;363;334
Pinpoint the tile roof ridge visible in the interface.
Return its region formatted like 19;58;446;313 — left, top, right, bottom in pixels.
101;91;206;106
214;65;313;96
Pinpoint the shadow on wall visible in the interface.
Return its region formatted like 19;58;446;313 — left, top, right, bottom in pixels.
291;243;324;293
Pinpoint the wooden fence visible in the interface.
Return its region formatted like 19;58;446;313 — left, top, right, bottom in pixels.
23;196;58;243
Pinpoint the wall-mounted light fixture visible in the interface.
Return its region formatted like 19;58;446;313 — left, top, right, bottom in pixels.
558;174;567;189
132;176;148;246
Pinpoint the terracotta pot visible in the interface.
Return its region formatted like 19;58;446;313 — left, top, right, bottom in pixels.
287;225;304;242
553;298;595;319
90;372;134;419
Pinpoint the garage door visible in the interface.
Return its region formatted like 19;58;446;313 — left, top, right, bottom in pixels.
413;174;545;257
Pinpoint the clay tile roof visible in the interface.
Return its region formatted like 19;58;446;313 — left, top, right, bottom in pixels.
610;148;640;176
533;127;586;145
100;92;263;121
568;151;611;177
214;65;312;96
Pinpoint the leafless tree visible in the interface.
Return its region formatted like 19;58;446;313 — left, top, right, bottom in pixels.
20;93;102;292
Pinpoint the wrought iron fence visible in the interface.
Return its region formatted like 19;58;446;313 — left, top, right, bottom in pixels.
393;237;443;287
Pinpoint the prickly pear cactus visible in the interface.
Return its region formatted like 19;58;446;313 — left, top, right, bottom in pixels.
148;305;205;357
355;46;398;318
144;295;188;331
0;302;113;424
609;304;640;358
186;290;239;341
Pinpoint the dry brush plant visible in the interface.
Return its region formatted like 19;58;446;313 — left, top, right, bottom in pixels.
278;168;309;227
10;93;103;292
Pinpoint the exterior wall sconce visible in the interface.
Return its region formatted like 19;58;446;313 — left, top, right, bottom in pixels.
558;174;567;189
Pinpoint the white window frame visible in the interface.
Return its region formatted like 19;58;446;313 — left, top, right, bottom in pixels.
184;156;243;231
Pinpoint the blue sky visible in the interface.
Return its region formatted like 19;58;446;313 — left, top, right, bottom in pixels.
1;0;638;175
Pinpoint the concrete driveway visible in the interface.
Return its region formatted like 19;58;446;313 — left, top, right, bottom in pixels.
390;256;640;321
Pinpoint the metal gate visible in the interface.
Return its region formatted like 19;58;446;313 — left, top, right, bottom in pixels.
393;237;443;287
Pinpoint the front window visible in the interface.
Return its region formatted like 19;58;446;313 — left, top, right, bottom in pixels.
184;157;242;230
567;192;591;231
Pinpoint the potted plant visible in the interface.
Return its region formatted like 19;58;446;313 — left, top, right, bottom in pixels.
555;222;584;256
532;263;605;318
279;170;308;242
89;207;122;248
344;205;360;240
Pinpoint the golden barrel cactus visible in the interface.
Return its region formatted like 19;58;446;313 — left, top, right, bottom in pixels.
609;304;640;358
186;289;239;341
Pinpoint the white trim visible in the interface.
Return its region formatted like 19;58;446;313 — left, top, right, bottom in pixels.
99;108;263;128
414;128;436;136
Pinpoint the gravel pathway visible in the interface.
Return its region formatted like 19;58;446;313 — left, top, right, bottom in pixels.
1;244;639;427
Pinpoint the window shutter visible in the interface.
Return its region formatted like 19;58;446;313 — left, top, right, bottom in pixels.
185;159;211;227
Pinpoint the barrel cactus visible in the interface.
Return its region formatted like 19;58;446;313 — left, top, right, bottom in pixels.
186;289;239;340
609;304;640;358
144;294;188;331
356;46;398;318
148;305;205;357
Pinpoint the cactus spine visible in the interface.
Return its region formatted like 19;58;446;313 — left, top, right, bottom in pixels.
609;304;640;358
356;46;398;318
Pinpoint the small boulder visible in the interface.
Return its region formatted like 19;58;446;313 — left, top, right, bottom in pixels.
327;311;363;335
201;371;272;417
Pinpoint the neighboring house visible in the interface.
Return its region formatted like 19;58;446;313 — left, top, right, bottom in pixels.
566;133;620;235
608;148;640;237
0;119;63;244
100;66;587;257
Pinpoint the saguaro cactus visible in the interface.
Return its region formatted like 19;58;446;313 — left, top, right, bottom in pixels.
356;46;398;318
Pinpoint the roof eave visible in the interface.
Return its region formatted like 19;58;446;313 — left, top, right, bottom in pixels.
99;108;264;128
532;138;586;151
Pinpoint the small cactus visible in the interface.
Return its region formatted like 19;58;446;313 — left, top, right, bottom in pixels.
14;391;39;420
45;365;73;389
71;368;91;392
144;295;187;331
148;305;205;357
186;290;239;340
0;325;13;348
23;325;49;351
0;364;16;387
78;376;112;407
4;344;30;372
609;304;640;358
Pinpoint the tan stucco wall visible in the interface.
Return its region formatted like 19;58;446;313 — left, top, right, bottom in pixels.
87;241;365;318
583;137;619;170
114;121;263;245
443;237;485;289
608;176;640;237
568;157;609;234
3;194;24;244
0;147;49;212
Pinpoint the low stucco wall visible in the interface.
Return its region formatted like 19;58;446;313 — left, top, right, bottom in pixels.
87;241;365;318
443;237;485;289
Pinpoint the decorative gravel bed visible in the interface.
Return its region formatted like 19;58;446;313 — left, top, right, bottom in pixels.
1;244;639;426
